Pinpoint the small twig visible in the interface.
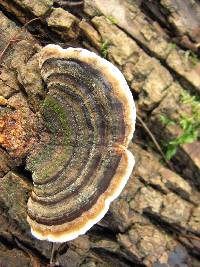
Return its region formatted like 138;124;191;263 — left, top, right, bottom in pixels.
50;242;62;267
50;242;56;265
23;17;42;30
136;114;174;170
0;17;41;65
0;35;21;63
180;233;200;242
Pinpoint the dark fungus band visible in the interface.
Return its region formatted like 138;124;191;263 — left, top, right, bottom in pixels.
26;45;136;242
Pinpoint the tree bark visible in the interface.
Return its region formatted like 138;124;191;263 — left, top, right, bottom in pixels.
0;1;199;266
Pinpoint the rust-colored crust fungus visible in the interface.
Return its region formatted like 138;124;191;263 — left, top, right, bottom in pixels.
0;109;36;159
26;45;136;242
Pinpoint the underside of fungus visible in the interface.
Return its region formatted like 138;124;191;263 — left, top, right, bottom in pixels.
26;44;136;242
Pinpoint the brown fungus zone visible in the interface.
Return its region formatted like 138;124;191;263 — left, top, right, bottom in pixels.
26;45;136;242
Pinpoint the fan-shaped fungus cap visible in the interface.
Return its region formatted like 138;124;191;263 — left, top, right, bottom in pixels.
26;45;136;242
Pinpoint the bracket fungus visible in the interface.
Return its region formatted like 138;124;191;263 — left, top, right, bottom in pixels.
26;44;136;242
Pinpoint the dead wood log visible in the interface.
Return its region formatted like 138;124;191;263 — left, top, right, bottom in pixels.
0;1;199;266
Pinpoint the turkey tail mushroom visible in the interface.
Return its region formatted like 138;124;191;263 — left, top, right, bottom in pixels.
26;45;136;242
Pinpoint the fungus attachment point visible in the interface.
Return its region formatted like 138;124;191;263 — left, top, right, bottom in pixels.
26;45;136;242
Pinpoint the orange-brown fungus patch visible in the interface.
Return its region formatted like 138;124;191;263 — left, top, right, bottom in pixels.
0;110;37;159
0;96;8;106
